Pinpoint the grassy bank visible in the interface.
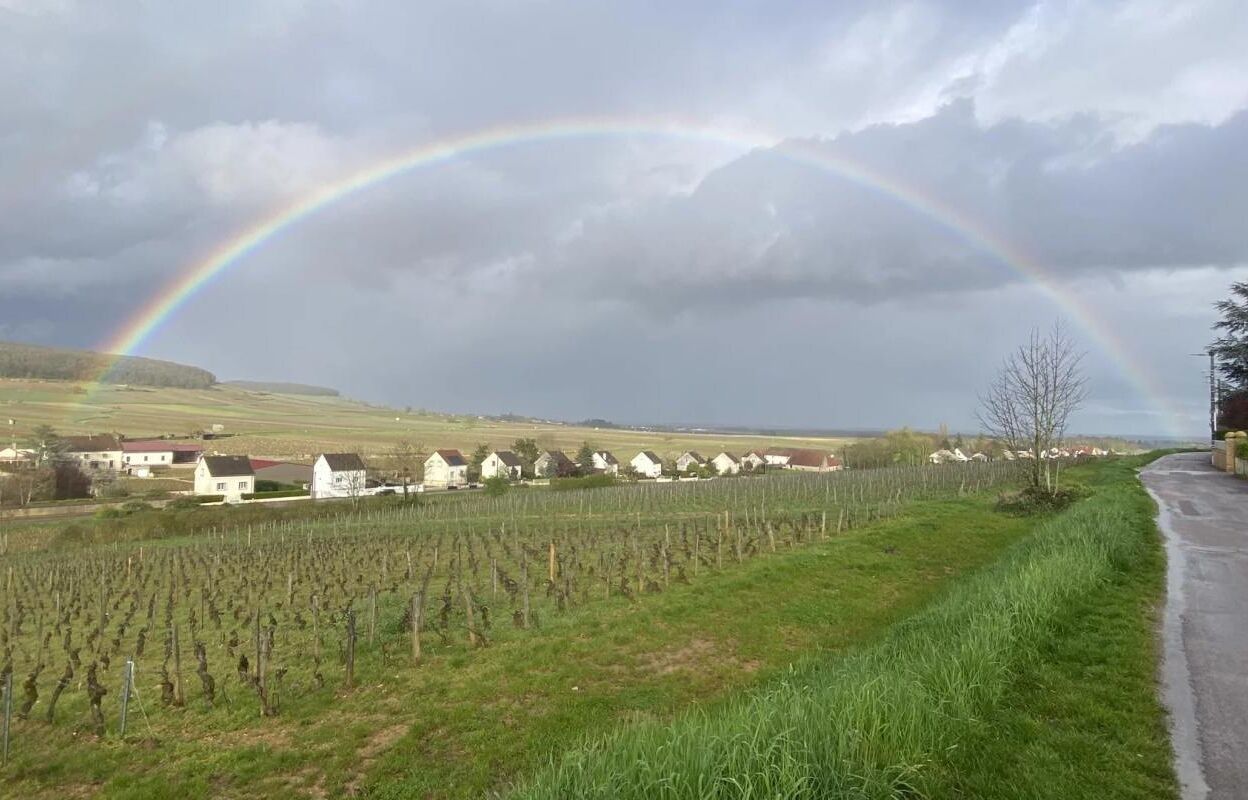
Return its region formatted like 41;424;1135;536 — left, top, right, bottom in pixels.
510;458;1177;799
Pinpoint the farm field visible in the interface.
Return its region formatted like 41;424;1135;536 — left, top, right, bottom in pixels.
1;462;1013;798
0;378;855;462
0;457;1176;799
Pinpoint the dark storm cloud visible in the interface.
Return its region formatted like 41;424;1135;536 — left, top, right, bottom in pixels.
1;0;1245;436
544;102;1248;312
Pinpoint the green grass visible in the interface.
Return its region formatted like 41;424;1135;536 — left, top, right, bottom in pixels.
1;495;1031;799
509;458;1178;799
925;460;1175;798
0;459;1175;799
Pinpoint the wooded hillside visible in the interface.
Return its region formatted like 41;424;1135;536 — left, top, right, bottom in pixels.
0;341;217;388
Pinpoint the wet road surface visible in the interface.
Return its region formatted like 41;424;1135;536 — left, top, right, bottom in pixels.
1142;452;1248;799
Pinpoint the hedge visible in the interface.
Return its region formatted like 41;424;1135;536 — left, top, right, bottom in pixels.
241;489;309;500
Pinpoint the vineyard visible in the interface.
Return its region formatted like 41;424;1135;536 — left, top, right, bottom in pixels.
0;462;1013;788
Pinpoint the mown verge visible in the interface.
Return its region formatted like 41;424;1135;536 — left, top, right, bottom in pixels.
510;457;1178;800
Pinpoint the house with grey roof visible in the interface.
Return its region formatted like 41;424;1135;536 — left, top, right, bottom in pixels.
311;453;368;498
194;455;255;501
481;450;524;480
424;449;468;489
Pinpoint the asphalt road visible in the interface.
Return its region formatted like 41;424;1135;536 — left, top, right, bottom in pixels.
1142;452;1248;800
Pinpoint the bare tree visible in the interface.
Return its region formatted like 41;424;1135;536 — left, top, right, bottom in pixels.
978;325;1088;494
384;440;425;500
343;467;367;509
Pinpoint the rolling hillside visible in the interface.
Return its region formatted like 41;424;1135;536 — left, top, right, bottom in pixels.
0;377;853;461
0;340;216;388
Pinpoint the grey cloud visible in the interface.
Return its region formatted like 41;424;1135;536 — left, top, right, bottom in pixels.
2;0;1244;438
543;102;1248;312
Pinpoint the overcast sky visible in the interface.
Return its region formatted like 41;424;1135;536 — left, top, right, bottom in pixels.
3;0;1246;438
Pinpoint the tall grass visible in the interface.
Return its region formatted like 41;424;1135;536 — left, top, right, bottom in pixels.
511;483;1151;799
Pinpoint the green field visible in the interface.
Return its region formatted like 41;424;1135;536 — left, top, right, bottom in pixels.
0;378;853;462
0;456;1176;798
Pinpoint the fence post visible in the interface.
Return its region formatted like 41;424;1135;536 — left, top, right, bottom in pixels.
119;659;133;737
1;670;11;766
411;593;423;663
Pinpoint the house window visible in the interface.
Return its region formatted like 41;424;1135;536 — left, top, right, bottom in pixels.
216;482;226;491
238;481;247;490
143;455;150;462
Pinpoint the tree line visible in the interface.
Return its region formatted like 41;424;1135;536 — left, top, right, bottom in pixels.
0;341;216;388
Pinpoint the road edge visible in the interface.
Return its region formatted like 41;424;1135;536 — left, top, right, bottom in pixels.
1143;457;1211;800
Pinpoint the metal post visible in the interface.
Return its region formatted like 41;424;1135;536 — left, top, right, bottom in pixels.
1211;350;1218;441
2;670;13;765
119;660;133;737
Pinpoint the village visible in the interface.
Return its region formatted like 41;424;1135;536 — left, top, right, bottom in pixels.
0;432;847;505
0;428;1123;509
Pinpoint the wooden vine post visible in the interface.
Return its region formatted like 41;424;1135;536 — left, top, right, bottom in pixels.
172;623;185;707
344;610;357;688
411;593;423;663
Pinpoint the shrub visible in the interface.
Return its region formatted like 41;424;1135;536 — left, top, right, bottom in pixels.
483;476;510;497
1237;440;1248;459
242;489;308;500
996;484;1089;515
550;474;617;492
255;479;300;492
50;523;90;548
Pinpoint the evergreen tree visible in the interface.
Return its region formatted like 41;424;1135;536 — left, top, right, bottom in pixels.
1212;282;1248;389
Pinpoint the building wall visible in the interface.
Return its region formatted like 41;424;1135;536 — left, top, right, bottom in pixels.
70;450;123;471
711;455;740;474
124;451;173;467
481;454;521;480
676;454;702;472
591;453;619;474
424;455;468;488
311;459;366;498
630;454;662;478
194;463;254;500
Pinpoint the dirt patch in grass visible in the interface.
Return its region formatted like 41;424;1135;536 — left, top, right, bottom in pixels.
642;638;719;674
641;638;760;676
343;723;410;797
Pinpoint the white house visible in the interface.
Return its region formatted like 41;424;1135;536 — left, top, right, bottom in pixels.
591;450;620;475
194;455;255;502
0;445;34;467
63;434;123;472
311;453;368;499
631;450;663;478
786;449;844;472
481;450;524;480
763;448;793;467
424;449;468;489
122;440;175;472
929;448;969;464
740;451;767;471
711;452;740;475
534;450;576;478
675;451;706;472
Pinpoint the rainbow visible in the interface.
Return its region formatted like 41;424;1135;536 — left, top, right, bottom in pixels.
92;115;1184;434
